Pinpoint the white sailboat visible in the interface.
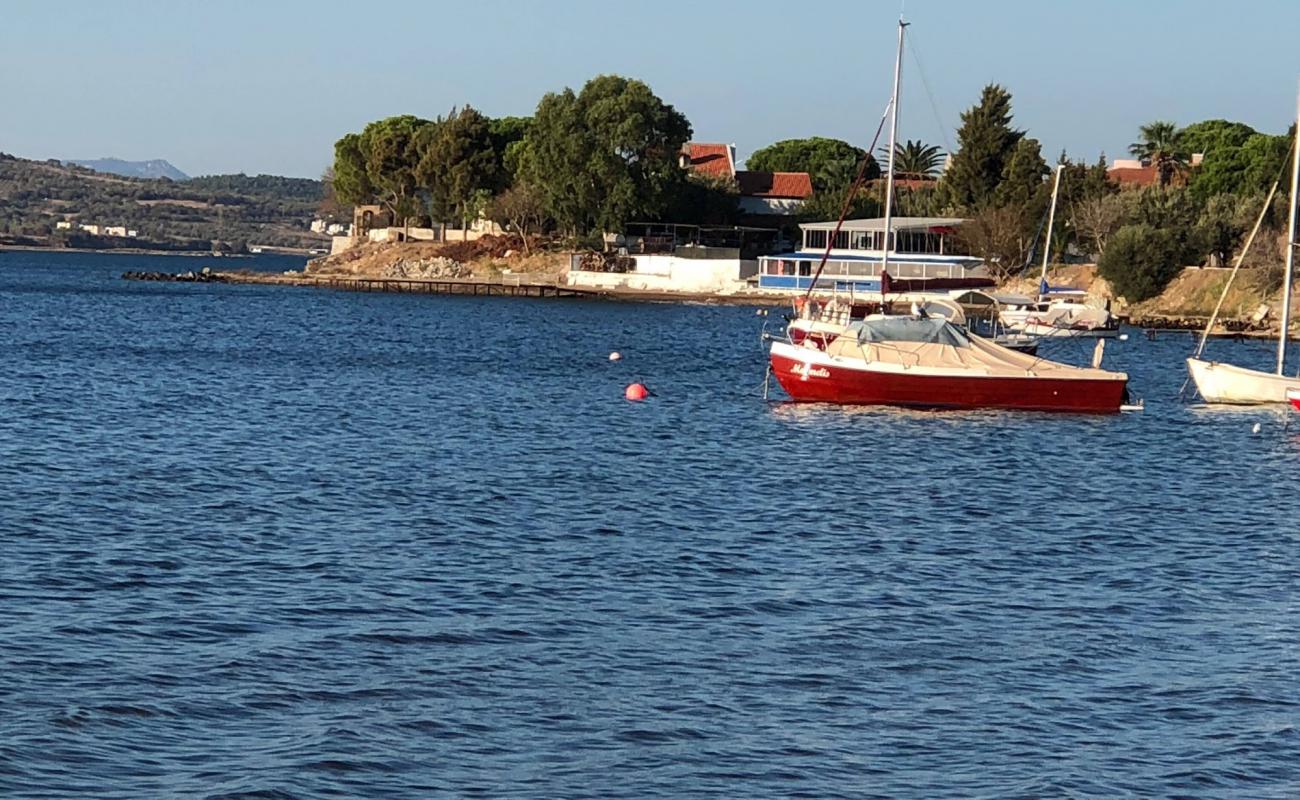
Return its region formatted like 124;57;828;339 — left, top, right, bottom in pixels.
1186;84;1300;404
1001;164;1118;337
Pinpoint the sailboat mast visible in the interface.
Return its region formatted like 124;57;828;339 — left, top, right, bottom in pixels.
1039;164;1064;297
1277;82;1300;375
880;17;907;280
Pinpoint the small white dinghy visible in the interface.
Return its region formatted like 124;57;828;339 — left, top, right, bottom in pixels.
1186;358;1300;404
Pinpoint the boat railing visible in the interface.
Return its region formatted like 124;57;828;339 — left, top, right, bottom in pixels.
858;340;923;368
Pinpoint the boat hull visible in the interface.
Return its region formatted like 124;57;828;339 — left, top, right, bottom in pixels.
1187;357;1300;404
771;348;1126;413
1019;323;1119;338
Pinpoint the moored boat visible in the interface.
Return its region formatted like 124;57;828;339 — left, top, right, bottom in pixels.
763;16;1128;411
1187;82;1300;405
1287;388;1300;411
771;315;1128;412
999;165;1119;338
1187;357;1300;404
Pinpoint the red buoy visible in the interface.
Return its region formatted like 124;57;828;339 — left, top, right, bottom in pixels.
624;383;650;401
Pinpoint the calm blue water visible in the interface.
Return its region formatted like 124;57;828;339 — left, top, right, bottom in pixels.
2;249;1298;799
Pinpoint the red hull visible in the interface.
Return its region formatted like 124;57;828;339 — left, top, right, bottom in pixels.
1290;396;1300;412
771;352;1125;413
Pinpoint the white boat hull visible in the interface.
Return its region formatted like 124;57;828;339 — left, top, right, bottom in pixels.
1019;322;1119;338
1186;357;1300;404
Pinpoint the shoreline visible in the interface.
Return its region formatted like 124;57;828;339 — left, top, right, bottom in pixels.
125;270;1299;330
0;244;255;258
213;270;794;306
0;244;321;258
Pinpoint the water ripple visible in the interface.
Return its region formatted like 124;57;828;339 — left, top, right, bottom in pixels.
1;250;1299;798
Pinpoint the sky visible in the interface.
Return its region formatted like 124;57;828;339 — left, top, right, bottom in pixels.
2;0;1298;179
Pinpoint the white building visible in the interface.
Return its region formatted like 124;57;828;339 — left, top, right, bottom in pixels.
755;217;990;294
566;224;782;295
55;221;72;230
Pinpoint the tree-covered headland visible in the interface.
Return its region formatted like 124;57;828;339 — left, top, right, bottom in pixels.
337;73;1296;301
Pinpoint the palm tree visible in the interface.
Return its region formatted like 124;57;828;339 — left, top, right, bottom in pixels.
875;139;945;180
1129;121;1189;188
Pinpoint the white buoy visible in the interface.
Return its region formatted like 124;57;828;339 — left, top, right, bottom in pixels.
609;351;622;362
1253;422;1262;434
1119;334;1129;342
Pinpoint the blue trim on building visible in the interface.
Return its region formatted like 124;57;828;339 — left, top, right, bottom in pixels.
759;251;982;266
757;275;884;292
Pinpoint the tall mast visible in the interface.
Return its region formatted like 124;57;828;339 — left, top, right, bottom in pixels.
1277;81;1300;375
880;16;907;279
1039;164;1064;298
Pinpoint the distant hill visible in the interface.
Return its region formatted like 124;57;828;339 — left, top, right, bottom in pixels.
64;157;190;181
0;152;332;252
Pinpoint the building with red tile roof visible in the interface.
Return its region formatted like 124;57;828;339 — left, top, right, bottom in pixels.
1107;156;1202;188
736;170;814;199
1107;160;1160;188
682;142;813;216
683;143;736;179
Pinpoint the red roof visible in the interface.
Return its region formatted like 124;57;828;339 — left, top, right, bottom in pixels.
736;170;813;199
1107;166;1159;187
684;143;734;178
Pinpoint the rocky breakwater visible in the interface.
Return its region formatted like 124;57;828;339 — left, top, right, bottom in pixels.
379;256;471;280
122;267;227;283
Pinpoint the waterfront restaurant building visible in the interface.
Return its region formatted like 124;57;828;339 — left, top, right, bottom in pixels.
756;217;989;294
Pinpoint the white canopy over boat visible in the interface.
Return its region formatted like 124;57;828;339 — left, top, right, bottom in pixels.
823;317;1123;381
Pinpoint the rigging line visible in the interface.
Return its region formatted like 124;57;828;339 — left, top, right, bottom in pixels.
801;100;893;303
905;31;954;156
1019;203;1054;276
1192;136;1293;360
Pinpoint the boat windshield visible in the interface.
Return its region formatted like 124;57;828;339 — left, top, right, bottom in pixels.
853;317;971;347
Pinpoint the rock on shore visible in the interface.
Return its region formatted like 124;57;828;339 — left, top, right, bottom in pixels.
122;267;226;283
380;256;470;279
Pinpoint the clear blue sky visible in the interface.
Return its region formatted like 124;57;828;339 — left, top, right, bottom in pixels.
2;0;1298;178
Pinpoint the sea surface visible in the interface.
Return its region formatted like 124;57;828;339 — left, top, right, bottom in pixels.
2;249;1298;799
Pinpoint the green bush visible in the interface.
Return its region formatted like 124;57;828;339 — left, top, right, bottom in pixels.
1098;223;1185;301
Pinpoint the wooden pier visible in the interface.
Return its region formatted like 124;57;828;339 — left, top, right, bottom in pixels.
121;269;792;306
122;269;607;299
304;275;594;298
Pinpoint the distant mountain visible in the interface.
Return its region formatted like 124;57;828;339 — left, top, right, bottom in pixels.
65;157;189;181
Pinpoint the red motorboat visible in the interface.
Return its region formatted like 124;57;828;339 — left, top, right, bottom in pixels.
770;316;1128;413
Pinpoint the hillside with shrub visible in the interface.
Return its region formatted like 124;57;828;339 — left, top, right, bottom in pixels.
0;153;331;252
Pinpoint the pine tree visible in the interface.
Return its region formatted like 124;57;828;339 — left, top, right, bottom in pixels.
939;84;1023;211
994;138;1047;208
1083;152;1114;200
